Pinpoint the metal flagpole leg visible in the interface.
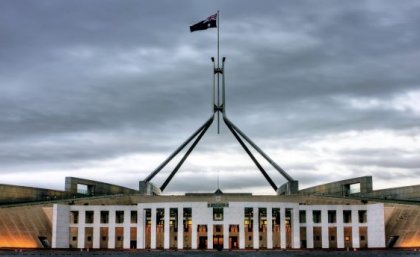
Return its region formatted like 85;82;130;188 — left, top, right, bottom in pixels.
160;117;213;191
224;116;278;192
144;115;215;182
222;57;226;113
224;116;294;182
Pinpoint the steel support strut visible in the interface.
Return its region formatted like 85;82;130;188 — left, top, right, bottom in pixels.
224;115;278;191
144;115;214;182
224;116;294;182
160;117;213;191
144;55;295;193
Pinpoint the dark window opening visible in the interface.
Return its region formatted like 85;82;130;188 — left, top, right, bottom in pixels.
100;211;109;224
299;210;306;223
116;211;124;223
213;208;223;221
358;210;367;223
85;211;94;224
313;210;321;223
328;210;336;223
343;210;352;223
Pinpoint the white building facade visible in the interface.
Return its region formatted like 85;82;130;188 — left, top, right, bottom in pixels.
52;200;385;249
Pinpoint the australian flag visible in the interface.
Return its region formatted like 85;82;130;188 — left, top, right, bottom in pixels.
190;13;217;32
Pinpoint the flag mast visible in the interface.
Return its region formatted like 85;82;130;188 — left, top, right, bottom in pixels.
217;10;220;67
143;12;298;194
216;10;220;133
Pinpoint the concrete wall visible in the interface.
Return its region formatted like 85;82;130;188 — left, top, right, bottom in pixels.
362;185;420;201
384;204;420;247
0;184;70;204
65;177;138;196
0;204;53;248
298;176;373;196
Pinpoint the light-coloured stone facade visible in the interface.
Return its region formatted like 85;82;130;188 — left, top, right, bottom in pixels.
52;199;385;249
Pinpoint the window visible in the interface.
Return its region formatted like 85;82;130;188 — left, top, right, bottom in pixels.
272;208;280;225
330;236;335;241
299;210;306;223
213;208;223;221
85;211;94;224
183;208;192;232
72;236;77;241
328;210;336;223
101;211;109;224
360;235;365;241
70;211;79;224
358;210;367;223
244;208;253;232
343;210;352;223
350;183;361;194
197;225;207;232
156;209;164;225
87;236;92;242
116;211;124;223
131;211;137;224
77;184;88;195
229;225;239;233
313;210;321;223
102;236;107;241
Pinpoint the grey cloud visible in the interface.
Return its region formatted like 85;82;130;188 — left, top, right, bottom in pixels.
1;1;420;192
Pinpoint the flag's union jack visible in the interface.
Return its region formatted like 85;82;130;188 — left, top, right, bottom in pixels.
190;13;217;32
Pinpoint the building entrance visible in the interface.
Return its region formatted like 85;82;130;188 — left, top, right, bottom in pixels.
229;236;238;249
199;236;207;249
213;235;223;250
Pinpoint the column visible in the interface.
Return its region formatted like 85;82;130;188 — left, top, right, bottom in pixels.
190;206;197;249
239;215;245;249
280;207;286;249
267;207;273;249
108;210;116;249
164;207;170;249
52;204;70;248
137;207;144;249
351;208;360;248
151;208;156;249
367;203;385;247
292;207;301;249
306;209;314;249
123;210;131;249
321;209;329;248
223;223;229;249
177;207;183;249
191;223;197;249
336;207;344;248
208;223;213;249
93;210;100;249
253;207;259;249
77;210;85;248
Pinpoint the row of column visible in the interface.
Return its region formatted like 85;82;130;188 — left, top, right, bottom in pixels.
137;206;301;250
55;204;376;249
75;208;134;249
304;207;362;248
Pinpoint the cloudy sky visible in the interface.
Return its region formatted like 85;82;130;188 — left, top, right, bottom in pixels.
1;0;420;195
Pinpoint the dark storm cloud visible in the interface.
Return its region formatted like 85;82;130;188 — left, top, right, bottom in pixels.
1;0;420;192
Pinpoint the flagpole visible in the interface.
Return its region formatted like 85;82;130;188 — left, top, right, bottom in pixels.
216;10;220;134
217;10;220;67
